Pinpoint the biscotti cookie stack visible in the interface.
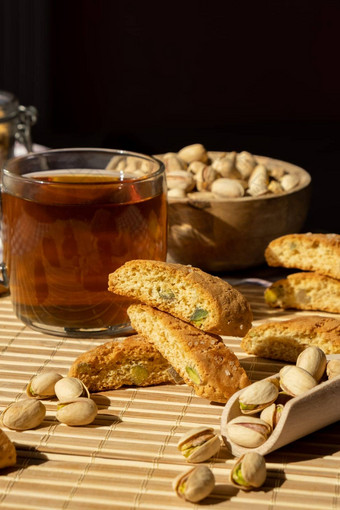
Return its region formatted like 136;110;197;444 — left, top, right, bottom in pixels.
264;233;340;313
109;260;253;402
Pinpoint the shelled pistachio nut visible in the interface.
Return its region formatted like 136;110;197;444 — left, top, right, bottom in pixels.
226;416;272;448
326;359;340;380
177;426;221;463
296;346;327;382
238;378;279;414
55;377;90;403
56;397;97;426
0;429;17;469
26;370;63;399
230;451;267;491
1;399;46;430
280;366;317;397
260;402;284;429
173;465;215;503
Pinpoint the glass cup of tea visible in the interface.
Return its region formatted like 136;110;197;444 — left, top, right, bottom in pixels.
0;148;167;337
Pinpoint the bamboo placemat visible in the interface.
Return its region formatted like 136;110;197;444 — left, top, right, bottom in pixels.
0;285;339;510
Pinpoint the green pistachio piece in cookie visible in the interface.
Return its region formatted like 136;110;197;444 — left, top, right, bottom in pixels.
185;366;201;385
131;365;149;385
158;288;175;301
190;307;208;325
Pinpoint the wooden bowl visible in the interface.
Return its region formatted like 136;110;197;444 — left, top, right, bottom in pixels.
167;155;311;272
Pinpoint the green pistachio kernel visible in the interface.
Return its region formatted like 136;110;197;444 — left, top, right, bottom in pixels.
190;307;209;324
232;465;250;487
131;365;149;385
185;366;201;385
158;288;175;301
239;402;257;411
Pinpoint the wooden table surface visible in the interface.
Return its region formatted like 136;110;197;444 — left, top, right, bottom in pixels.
0;282;339;510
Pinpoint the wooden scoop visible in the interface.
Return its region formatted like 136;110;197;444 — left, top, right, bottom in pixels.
221;372;340;457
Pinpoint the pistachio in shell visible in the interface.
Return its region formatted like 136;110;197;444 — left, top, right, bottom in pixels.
326;359;340;380
173;465;215;503
177;426;221;463
230;452;266;491
279;365;317;397
1;399;46;431
56;397;97;426
238;378;279;414
26;370;63;399
55;376;90;403
260;403;284;429
226;416;272;448
0;429;17;469
296;346;327;382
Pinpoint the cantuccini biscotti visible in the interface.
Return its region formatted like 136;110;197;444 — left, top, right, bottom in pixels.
265;272;340;313
264;233;340;279
241;316;340;362
68;335;174;391
108;260;253;336
127;303;251;403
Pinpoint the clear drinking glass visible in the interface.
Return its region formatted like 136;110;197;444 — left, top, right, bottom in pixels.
0;148;167;337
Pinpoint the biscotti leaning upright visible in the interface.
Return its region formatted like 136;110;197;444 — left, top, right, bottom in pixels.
128;303;251;403
264;233;340;279
108;260;253;336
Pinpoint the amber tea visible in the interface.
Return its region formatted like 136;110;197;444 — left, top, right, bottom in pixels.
0;150;167;337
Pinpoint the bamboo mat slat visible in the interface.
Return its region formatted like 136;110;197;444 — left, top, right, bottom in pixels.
0;285;339;510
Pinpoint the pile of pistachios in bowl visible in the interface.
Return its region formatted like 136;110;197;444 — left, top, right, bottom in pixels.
156;143;301;199
226;346;329;449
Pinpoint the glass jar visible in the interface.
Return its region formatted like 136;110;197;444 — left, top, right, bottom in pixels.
0;90;37;169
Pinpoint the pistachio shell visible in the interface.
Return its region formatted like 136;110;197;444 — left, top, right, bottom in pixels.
212;155;241;179
177;144;208;164
211;178;245;198
188;160;207;175
177;426;221;463
247;164;269;196
230;452;266;490
26;371;63;399
239;379;279;414
280;173;299;191
56;398;97;426
236;151;257;179
194;166;218;191
163;154;187;171
280;365;317;397
55;377;90;403
166;170;195;192
167;188;187;198
296;346;327;382
0;429;16;469
173;465;215;503
260;403;284;429
1;399;46;430
226;416;272;448
326;359;340;380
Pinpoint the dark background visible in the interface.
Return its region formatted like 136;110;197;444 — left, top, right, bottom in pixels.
1;0;339;232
